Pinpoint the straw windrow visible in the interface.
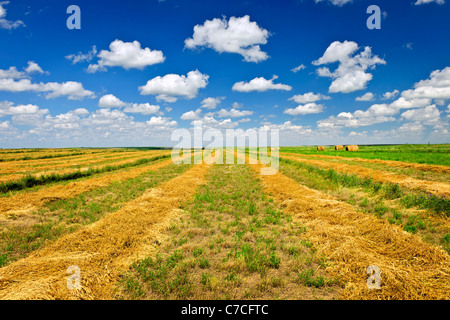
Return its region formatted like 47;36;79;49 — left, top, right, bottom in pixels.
280;154;450;198
0;154;185;217
249;162;450;299
0;151;216;299
280;151;450;174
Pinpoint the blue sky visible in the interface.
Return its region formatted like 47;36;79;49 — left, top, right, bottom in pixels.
0;0;449;147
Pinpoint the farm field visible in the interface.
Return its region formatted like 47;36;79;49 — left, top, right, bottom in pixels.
0;145;449;300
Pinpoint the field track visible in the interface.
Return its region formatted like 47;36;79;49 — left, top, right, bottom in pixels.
250;161;450;299
280;152;450;174
280;154;450;198
0;152;216;299
0;155;178;217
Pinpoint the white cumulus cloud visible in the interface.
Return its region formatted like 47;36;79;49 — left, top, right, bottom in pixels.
217;108;253;118
382;90;399;100
0;1;25;30
200;97;225;109
355;92;375;101
139;70;209;102
0;78;94;100
289;92;330;104
87;40;165;72
98;94;126;108
313;40;386;93
315;0;354;6
232;75;292;92
98;94;160;115
415;0;445;5
291;64;306;73
284;103;325;115
184;15;270;63
401;105;441;125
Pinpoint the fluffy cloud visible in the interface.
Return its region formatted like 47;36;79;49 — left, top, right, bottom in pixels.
98;94;126;108
0;62;93;100
402;67;450;102
315;67;449;130
0;78;94;100
217;108;253;118
98;94;160;115
0;102;181;147
382;90;399;100
289;92;330;104
284;103;325;115
291;64;306;73
0;61;47;79
24;61;46;74
314;0;354;6
0;1;25;30
317;103;398;129
355;92;375;101
87;108;132;126
146;116;177;128
184;15;270;63
400;105;441;125
389;97;431;110
200;97;224;109
180;109;202;121
414;0;445;5
398;122;425;134
0;101;49;126
0;66;26;79
42;81;94;100
139;70;209;102
66;46;97;64
313;41;386;93
259;121;309;134
232;75;292;92
191;116;239;129
0;101;49;118
87;40;165;72
122;103;160;115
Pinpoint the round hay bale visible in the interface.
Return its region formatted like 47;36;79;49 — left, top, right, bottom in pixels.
335;145;344;151
317;146;325;151
346;145;359;151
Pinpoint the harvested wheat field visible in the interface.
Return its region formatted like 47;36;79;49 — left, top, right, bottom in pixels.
280;154;450;198
280;151;450;175
250;162;450;300
0;150;215;299
0;145;449;302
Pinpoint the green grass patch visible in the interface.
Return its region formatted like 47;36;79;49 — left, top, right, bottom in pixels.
119;162;340;300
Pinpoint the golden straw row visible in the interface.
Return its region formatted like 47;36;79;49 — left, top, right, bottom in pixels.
0;151;198;217
0;148;109;161
280;154;450;198
0;151;171;183
280;152;450;175
0;151;217;299
0;149;158;174
249;161;450;300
